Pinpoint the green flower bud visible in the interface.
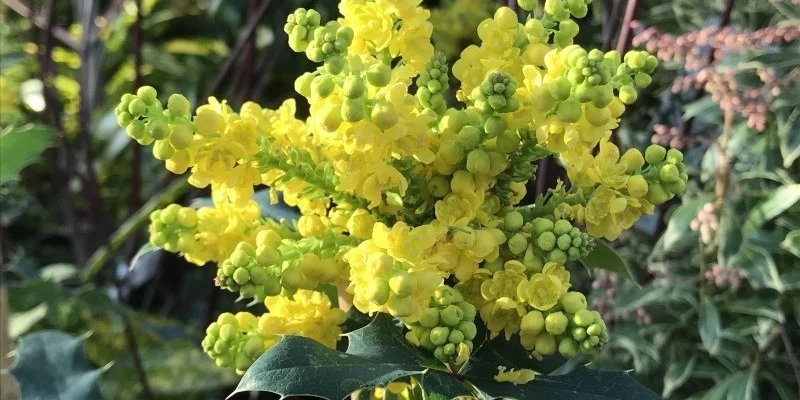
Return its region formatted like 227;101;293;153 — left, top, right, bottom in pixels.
311;76;335;98
618;85;638;104
167;94;190;117
634;72;652;88
149;119;170;140
419;308;440;328
585;103;611;127
367;63;391;87
521;310;545;335
544;0;564;16
153;139;175;160
659;164;680;183
466;149;491;175
320;105;343;132
440;305;464;327
169;124;193;150
430;327;450;346
443;343;456;356
537;231;557;251
433;346;445;361
519;0;538;11
545;312;568;335
508;233;529;255
664;179;686;194
556;234;572;251
496;130;521;153
550;248;568;264
427;175;450;198
553;219;572;236
487;151;507;177
457;321;477;340
559;337;579;358
232;268;251;285
645;144;667;165
573;309;595;327
324;55;345;74
666;148;684;164
343;75;366;99
556;98;582;123
448;329;465;344
389;271;415;297
387;295;415;317
484;115;507;137
534;333;557;356
560;292;587;313
532;218;555;234
341;98;366;122
647;183;671;205
371;101;399;130
587;323;604;336
126;120;146;139
128;98;148;117
549;77;572;101
459;126;482;149
572;327;587;341
137;86;158;106
456;301;477;321
504;211;524;232
439;141;465;165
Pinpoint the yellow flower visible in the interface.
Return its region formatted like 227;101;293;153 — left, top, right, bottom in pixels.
517;273;563;311
479;267;527;339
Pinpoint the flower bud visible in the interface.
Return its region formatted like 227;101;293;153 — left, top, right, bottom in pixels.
534;333;557;355
367;63;391;87
645;144;666;165
558;337;579;358
430;327;450;346
573;309;595;327
167;94;190;117
440;305;464;326
508;233;528;255
466;149;491;175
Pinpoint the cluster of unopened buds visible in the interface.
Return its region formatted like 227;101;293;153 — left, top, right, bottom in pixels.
690;202;718;245
704;264;747;290
632;21;799;133
113;0;687;383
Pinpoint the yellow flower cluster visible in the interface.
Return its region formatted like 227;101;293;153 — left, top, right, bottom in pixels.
118;0;687;372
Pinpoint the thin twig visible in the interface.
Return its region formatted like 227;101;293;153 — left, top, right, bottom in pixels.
779;326;800;394
616;0;640;54
36;0;88;263
3;0;81;50
82;178;192;282
76;0;112;247
115;285;155;400
602;0;623;51
125;0;144;261
206;0;273;97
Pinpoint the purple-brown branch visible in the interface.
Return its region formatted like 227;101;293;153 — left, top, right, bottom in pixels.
616;0;639;54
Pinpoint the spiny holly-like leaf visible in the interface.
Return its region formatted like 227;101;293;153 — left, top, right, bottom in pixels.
232;313;428;400
420;370;472;400
10;330;107;400
461;339;660;400
580;240;641;285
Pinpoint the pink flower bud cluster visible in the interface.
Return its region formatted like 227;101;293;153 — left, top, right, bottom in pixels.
635;307;652;326
704;263;747;289
591;271;618;323
652;123;705;149
633;21;800;132
690;202;718;244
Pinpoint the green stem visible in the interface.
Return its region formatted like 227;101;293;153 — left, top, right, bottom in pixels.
82;177;192;282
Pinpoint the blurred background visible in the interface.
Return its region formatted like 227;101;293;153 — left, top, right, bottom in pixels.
0;0;798;399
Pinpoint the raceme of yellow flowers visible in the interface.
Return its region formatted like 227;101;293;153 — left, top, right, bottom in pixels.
114;0;688;380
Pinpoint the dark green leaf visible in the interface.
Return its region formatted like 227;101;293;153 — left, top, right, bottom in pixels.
743;184;800;233
461;340;659;400
420;370;472;400
717;212;743;267
727;367;758;400
663;195;715;253
683;96;721;122
10;331;107;400
736;247;785;292
663;356;696;398
233;314;427;400
777;108;800;168
580;240;641;285
0;125;55;184
725;298;784;323
699;297;721;356
781;230;800;258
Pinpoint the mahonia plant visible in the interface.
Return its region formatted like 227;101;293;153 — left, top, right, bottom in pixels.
114;0;687;382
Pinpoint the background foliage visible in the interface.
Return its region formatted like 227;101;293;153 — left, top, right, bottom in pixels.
1;0;798;399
